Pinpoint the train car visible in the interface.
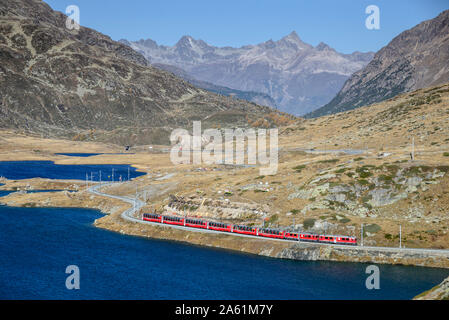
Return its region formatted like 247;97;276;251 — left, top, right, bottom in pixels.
318;235;337;244
299;233;320;242
185;218;208;229
142;213;162;223
334;236;357;245
318;235;358;245
284;232;299;241
258;228;284;239
232;224;258;236
162;215;184;226
208;221;232;232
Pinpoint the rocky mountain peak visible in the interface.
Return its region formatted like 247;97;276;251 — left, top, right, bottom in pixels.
315;42;333;51
137;38;158;49
277;30;310;51
175;35;194;47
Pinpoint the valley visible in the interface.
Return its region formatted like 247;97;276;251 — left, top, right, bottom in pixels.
1;82;448;269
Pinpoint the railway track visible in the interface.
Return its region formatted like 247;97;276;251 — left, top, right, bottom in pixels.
89;182;449;255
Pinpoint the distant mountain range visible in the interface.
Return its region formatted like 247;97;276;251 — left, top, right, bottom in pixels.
0;0;276;145
121;32;374;115
152;62;277;108
307;10;449;118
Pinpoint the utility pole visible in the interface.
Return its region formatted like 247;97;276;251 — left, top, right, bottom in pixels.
361;223;364;246
399;224;402;249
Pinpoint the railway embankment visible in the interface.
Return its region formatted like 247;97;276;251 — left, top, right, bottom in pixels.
93;204;449;269
94;212;449;268
277;244;449;268
91;182;449;269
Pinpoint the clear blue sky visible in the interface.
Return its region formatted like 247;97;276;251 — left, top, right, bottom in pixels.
44;0;448;54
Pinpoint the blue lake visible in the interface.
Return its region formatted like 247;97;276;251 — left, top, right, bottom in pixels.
0;161;145;181
56;153;135;157
0;205;447;300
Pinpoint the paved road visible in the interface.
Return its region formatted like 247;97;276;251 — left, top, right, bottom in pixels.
88;182;449;256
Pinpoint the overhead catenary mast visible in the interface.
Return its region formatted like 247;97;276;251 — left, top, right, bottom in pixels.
361;223;364;246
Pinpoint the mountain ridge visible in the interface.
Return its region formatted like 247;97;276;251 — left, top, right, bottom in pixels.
121;32;374;115
307;9;449;118
151;62;277;108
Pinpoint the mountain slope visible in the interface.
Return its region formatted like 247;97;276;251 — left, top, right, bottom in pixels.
307;10;449;118
122;33;374;115
152;62;277;108
0;0;275;145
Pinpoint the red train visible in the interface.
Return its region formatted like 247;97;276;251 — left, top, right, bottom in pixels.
142;213;357;245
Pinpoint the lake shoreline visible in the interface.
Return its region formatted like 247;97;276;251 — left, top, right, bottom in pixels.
1;177;448;300
94;210;449;269
1;174;449;270
3;205;446;300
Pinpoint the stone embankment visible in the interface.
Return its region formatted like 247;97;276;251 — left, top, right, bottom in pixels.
276;244;449;268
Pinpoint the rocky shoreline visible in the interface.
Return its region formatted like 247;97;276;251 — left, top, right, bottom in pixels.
414;276;449;300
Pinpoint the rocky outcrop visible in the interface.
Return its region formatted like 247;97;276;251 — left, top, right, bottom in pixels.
288;164;447;217
166;194;268;220
308;10;449;118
